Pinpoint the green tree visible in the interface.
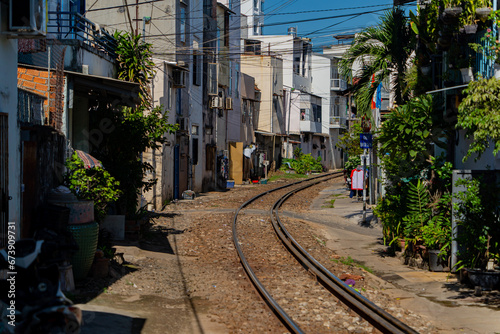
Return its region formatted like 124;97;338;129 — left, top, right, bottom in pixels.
338;121;363;158
457;77;500;161
377;95;442;180
90;31;177;217
339;8;415;116
114;31;155;108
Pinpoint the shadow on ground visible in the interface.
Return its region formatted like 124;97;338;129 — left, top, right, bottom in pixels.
81;310;146;334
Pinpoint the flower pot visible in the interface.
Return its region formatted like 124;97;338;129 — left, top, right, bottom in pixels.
444;7;463;17
476;7;492;20
429;249;448;272
464;24;478;34
90;257;110;278
467;269;500;291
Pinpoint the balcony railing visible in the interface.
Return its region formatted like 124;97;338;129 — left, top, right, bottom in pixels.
47;11;117;58
329;116;347;128
331;78;347;91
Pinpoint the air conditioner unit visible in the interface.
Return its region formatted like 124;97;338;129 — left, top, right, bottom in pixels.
225;97;233;110
210;96;221;109
7;0;47;38
172;69;186;88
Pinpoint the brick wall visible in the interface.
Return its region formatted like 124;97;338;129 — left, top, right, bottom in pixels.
17;66;66;130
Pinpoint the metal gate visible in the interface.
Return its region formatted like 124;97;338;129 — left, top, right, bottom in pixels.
0;113;8;248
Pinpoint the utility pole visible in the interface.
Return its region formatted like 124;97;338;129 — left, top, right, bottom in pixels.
285;88;292;159
135;0;139;36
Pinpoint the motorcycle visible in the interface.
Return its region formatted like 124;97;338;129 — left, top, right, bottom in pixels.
0;228;82;334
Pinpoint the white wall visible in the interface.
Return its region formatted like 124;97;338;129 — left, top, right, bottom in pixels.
0;36;20;235
454;130;500;170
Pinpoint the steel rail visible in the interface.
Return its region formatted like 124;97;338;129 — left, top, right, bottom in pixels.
232;172;340;334
271;179;419;334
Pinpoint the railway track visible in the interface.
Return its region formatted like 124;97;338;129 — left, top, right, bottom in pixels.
232;172;418;334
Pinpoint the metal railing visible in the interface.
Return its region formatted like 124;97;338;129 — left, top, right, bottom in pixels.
329;116;346;128
47;11;117;58
18;89;45;126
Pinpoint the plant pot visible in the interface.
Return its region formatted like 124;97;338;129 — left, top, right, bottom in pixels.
90;257;110;278
467;269;500;290
429;249;447;272
476;7;492;20
464;24;478;35
444;7;463;17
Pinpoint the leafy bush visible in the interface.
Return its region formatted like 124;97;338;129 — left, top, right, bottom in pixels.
279;152;323;175
65;152;121;223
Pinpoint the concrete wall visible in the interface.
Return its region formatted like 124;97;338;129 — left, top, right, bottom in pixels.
86;0;177;62
241;55;273;133
0;36;20;235
454;130;500;170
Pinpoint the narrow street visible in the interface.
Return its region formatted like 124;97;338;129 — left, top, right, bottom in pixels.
75;178;500;334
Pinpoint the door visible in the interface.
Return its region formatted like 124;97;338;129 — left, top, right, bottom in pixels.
174;144;179;199
22;141;37;238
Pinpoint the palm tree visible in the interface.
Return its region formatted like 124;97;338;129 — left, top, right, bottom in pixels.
339;8;415;116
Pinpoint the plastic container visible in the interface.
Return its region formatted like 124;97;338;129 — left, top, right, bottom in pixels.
67;222;99;280
226;180;235;188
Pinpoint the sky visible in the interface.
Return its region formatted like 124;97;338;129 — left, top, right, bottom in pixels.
261;0;417;50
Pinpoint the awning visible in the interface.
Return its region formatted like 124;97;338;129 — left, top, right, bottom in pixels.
76;150;103;169
255;131;276;137
67;70;141;104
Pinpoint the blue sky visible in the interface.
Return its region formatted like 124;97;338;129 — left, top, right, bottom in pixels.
262;0;417;49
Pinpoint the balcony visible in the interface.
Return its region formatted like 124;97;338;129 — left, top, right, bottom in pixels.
331;78;347;91
300;120;322;133
329;116;347;129
47;12;117;58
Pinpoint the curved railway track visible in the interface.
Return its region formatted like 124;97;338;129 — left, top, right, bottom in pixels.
232;172;418;334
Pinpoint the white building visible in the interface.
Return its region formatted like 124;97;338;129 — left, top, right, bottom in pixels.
240;0;264;38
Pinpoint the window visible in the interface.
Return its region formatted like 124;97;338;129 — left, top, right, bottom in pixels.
235;62;240;98
191;125;199;135
193;51;201;86
180;5;187;43
229;61;232;96
167;80;172;109
176;89;182;115
192;138;199;165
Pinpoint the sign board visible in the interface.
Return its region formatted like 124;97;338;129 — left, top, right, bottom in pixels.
360;154;370;166
360;133;373;149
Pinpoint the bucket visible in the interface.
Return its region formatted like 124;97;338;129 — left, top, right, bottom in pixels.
429;250;447;272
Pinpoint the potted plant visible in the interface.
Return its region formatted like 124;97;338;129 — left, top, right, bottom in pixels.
421;193;452;271
443;0;463;17
454;176;500;290
476;0;492;20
